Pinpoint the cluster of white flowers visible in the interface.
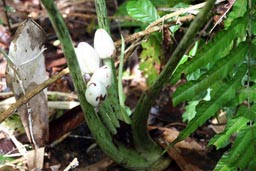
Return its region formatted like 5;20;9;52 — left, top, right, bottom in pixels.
75;29;116;107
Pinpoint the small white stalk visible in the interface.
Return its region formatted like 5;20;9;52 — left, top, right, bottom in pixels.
94;29;116;59
90;65;112;88
85;80;107;107
75;42;100;74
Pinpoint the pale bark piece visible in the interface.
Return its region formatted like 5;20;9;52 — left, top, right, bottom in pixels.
27;147;45;170
7;18;49;147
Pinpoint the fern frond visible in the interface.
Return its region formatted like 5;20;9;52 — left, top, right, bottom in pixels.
172;43;247;105
172;65;247;143
208;106;250;149
238;87;256;103
224;0;247;29
214;126;256;171
236;143;254;169
170;16;248;85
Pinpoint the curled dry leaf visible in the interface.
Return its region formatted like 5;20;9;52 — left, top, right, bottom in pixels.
6;17;49;168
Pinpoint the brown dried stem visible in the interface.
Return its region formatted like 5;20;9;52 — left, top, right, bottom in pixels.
0;68;70;122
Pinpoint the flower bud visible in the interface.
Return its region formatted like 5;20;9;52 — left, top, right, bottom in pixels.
94;29;116;59
85;80;107;107
90;65;112;88
75;42;100;74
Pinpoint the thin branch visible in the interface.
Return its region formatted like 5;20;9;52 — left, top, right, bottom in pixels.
114;15;195;47
147;0;226;29
0;68;70;122
2;0;12;33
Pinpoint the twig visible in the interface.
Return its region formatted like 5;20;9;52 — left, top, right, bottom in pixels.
63;158;79;171
47;91;78;100
209;0;235;33
2;0;12;33
0;91;78;100
147;0;226;29
0;68;70;122
114;15;195;47
0;124;27;158
0;98;79;111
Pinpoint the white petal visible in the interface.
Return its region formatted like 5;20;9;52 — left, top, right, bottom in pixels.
90;65;112;88
94;29;116;59
85;80;107;106
75;42;100;74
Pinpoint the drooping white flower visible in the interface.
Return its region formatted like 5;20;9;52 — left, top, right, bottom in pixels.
75;42;100;74
94;29;116;59
90;65;112;88
85;80;107;107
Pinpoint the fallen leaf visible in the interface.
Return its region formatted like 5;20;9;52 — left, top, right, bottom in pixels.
7;17;49;169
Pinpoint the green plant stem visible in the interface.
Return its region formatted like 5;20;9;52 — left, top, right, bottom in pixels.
94;0;130;124
40;0;168;170
94;0;117;91
94;0;167;166
118;36;125;108
94;0;109;33
131;0;217;153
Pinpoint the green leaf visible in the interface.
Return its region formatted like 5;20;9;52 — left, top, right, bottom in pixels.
214;126;256;171
118;35;131;124
238;87;256;103
115;1;129;16
115;1;146;28
172;43;247;106
224;0;248;29
236;144;254;169
150;0;191;7
0;155;14;164
208;107;249;149
170;16;248;85
139;33;162;85
5;5;15;13
182;88;211;122
126;0;160;24
172;65;246;143
182;100;199;122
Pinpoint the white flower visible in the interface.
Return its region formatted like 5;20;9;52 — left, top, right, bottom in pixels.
90;65;112;88
85;80;107;107
75;42;100;74
94;29;116;59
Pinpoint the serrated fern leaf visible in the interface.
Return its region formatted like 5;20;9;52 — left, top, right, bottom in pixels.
238;87;256;103
172;65;246;143
224;0;247;29
182;100;199;122
170;16;248;84
208;108;249;149
214;126;256;171
236;143;254;169
172;43;247;106
126;0;159;24
98;85;123;134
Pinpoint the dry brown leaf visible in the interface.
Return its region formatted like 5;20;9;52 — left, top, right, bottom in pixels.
148;126;205;171
6;17;49;169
